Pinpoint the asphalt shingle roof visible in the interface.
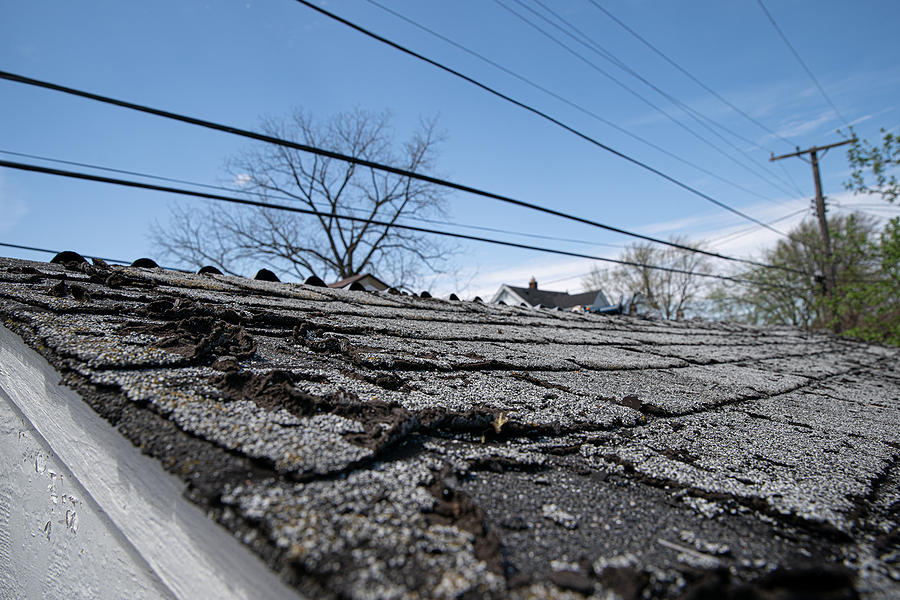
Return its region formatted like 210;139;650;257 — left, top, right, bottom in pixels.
2;255;900;599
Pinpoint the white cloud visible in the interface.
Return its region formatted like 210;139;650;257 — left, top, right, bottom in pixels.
233;174;253;187
767;111;837;141
848;107;895;128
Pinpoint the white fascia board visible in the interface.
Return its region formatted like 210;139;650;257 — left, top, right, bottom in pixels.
490;286;529;307
488;285;508;304
360;275;388;291
0;325;303;600
0;384;175;599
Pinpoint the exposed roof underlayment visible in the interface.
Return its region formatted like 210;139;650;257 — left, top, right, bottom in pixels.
1;255;900;599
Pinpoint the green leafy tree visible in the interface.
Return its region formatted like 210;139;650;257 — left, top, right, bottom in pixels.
707;215;880;329
845;128;900;203
834;127;900;343
835;217;900;345
709;128;900;344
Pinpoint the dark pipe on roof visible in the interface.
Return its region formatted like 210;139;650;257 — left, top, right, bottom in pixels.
198;266;223;275
255;269;280;282
131;258;159;269
304;275;326;287
51;251;87;265
349;281;366;291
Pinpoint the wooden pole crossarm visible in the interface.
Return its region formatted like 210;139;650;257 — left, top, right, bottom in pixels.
769;138;856;162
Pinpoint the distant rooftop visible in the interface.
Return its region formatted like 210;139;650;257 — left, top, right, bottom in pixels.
327;273;389;292
491;277;610;309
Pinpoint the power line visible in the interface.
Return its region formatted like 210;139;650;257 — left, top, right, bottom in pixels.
0;70;798;270
584;0;798;149
538;0;766;158
498;0;803;200
834;203;900;210
0;241;137;267
707;207;809;248
755;0;851;128
8;147;815;255
1;241;70;257
0;158;804;287
831;205;890;220
409;215;623;248
360;0;784;205
284;3;800;240
0;147;625;249
776;160;805;198
530;0;807;199
541;272;589;287
0;148;235;193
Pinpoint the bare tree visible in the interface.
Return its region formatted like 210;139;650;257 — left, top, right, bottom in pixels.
152;108;453;288
581;236;712;319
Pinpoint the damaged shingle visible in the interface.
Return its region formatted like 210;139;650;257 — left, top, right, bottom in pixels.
2;255;900;599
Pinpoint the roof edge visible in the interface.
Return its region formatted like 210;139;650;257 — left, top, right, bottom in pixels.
0;324;303;600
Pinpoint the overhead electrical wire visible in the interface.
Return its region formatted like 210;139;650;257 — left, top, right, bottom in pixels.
540;272;593;287
0;158;802;289
832;205;887;220
409;215;624;248
584;0;798;149
834;203;900;210
707;207;808;248
0;70;801;271
831;202;900;219
0;241;134;267
282;3;801;241
776;160;806;199
0;148;235;193
0;148;626;249
497;0;803;200
359;0;784;205
0;241;73;257
754;0;851;128
526;0;806;198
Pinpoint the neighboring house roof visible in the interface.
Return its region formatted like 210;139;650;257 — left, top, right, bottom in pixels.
491;284;609;309
327;273;389;291
1;254;899;599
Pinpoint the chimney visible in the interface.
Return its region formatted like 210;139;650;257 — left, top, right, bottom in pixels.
528;277;537;290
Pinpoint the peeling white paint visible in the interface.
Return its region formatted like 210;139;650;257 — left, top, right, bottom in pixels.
0;324;303;600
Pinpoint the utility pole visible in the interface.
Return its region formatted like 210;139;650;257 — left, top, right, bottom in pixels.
770;138;854;334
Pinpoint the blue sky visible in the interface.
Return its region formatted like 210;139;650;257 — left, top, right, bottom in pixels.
2;0;899;299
